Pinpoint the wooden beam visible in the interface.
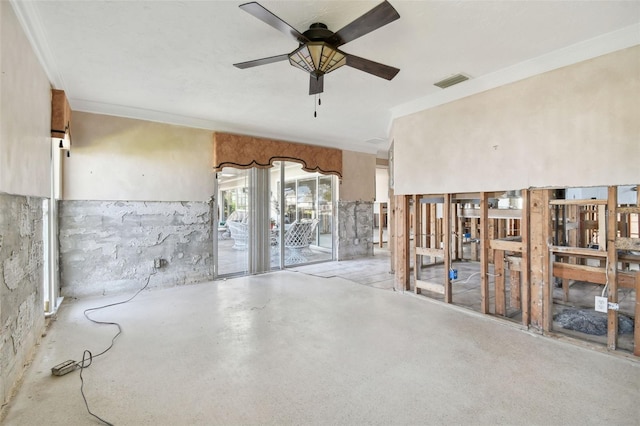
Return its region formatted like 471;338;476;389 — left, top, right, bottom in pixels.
635;273;640;357
495;250;506;316
480;192;490;314
489;239;523;252
520;189;530;327
615;237;640;251
460;208;523;219
529;189;552;331
606;186;618;350
443;194;452;303
393;195;410;291
415;247;445;257
550;246;607;258
389;190;395;273
506;255;522;271
618;206;640;214
414;195;422;292
470;218;479;261
552;262;637;290
415;280;445;294
549;199;607;206
598;204;607;251
510;268;521;309
378;202;385;248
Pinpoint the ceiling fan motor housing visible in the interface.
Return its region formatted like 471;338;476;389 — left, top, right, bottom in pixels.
303;23;335;42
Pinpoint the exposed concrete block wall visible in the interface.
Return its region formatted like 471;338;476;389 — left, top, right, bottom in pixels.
336;201;374;260
0;193;45;407
59;201;213;297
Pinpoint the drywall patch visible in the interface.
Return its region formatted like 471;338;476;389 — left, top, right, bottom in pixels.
337;200;374;260
59;200;214;297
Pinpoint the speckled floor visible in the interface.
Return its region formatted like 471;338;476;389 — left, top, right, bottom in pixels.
3;265;639;425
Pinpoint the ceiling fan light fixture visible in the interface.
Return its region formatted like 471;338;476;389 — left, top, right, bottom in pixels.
288;42;346;75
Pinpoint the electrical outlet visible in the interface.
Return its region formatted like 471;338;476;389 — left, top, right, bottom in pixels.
594;296;608;313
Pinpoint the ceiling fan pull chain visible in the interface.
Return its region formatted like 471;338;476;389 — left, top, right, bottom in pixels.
318;95;321;106
314;95;317;118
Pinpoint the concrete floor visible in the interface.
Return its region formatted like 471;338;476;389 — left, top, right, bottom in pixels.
4;255;640;425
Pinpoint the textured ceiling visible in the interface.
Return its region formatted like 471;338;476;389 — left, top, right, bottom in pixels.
12;1;640;156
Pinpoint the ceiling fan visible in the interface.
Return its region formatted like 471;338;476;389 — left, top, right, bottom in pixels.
233;1;400;96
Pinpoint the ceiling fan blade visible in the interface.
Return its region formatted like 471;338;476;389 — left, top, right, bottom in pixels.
233;53;290;69
328;1;400;46
239;2;309;44
309;74;324;95
345;54;399;80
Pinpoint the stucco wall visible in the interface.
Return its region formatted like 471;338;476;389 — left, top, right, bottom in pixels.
0;1;51;197
391;46;640;195
339;150;376;202
0;2;49;410
64;112;215;202
59;200;213;297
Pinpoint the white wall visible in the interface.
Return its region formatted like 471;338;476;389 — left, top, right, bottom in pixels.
375;167;389;203
65;112;215;201
339;150;376;201
0;1;51;197
391;46;640;195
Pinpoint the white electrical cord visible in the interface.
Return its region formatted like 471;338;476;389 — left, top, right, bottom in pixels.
452;271;501;284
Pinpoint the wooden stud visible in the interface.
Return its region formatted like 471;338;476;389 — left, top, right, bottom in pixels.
529;189;551;331
470;218;479;261
495;249;506;316
443;194;452;303
430;203;437;262
521;189;531;327
389;190;395;273
509;268;521;309
379;202;385;248
606;186;618;350
480;192;490;314
414;195;422;293
457;205;464;261
598;204;607;251
635;272;640;357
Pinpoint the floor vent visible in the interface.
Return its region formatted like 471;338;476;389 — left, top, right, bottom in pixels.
434;73;470;89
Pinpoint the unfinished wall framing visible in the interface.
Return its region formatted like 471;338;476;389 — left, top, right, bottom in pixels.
393;185;640;357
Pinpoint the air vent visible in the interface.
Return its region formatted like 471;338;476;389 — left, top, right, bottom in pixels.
434;73;470;89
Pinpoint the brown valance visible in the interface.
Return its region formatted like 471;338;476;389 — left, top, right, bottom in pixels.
51;89;71;138
213;132;342;178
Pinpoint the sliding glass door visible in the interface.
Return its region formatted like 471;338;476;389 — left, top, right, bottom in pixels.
214;162;334;278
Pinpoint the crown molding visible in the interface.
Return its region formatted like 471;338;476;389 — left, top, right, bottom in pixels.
10;0;66;89
389;23;640;124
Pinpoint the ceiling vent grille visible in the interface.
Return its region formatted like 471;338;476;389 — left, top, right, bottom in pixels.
434;73;470;89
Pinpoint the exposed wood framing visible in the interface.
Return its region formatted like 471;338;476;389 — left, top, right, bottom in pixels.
470;218;479;262
606;186;618;350
552;263;637;289
414;195;422;292
443;194;452;303
415;280;445;294
480;192;490;314
393;195;411;291
489;239;523;252
615;237;640;250
389;190;395;273
495;250;506;316
636;274;640;357
520;189;530;327
549;199;607;206
529;189;551;331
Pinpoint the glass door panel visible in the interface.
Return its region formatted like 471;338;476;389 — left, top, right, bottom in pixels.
216;167;249;276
